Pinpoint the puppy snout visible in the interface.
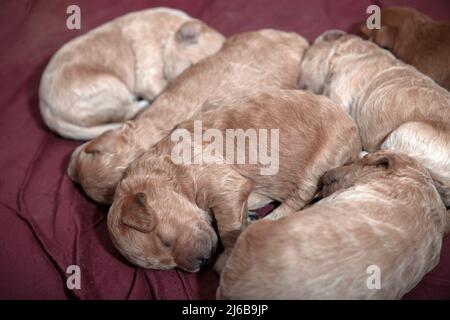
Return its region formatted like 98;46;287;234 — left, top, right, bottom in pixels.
67;142;87;182
321;170;339;196
196;256;209;268
323;165;351;184
322;171;336;186
298;82;308;90
297;77;308;90
176;234;214;272
321;165;353;197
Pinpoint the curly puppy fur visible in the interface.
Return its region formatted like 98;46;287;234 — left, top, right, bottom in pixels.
298;31;450;207
40;8;225;139
107;89;361;273
217;151;448;299
68;29;309;204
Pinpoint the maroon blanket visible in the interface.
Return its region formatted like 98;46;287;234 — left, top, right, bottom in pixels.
1;0;449;299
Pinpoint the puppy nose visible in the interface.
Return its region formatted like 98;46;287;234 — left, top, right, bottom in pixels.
196;257;209;268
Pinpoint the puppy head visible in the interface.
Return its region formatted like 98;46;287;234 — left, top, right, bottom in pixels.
163;20;225;81
321;151;429;197
297;30;346;93
67;122;143;204
107;155;218;272
358;26;396;51
358;7;427;50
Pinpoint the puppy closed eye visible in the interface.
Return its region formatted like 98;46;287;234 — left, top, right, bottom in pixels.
366;156;392;169
84;142;100;155
85;149;100;156
159;237;172;249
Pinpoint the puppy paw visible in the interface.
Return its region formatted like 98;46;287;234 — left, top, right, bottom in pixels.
359;151;369;159
263;209;286;221
262;212;278;221
263;205;295;221
214;252;230;275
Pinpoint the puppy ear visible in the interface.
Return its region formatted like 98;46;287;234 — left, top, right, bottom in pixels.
374;25;397;49
176;20;203;44
84;129;125;154
373;157;391;168
365;154;393;169
316;30;346;43
120;192;154;233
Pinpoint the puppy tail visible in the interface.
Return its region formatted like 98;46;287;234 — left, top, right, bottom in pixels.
40;108;125;140
39;69;151;140
39;97;149;140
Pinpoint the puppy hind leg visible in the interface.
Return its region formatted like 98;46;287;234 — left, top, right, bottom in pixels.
68;74;143;127
202;168;254;274
245;192;273;223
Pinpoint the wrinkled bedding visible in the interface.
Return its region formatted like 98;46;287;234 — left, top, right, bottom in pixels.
0;0;449;299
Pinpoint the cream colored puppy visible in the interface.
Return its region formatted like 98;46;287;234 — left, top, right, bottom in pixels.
40;8;225;140
298;31;450;207
68;29;309;204
107;89;361;273
217;151;448;299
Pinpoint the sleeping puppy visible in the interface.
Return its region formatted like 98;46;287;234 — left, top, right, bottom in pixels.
359;7;450;90
40;8;225;140
217;151;449;299
107;89;361;273
298;30;450;207
68;29;309;204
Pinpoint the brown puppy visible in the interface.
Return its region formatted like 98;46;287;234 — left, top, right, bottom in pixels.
40;8;225;139
68;29;309;204
298;31;450;207
217;151;448;299
359;7;450;90
107;89;361;273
